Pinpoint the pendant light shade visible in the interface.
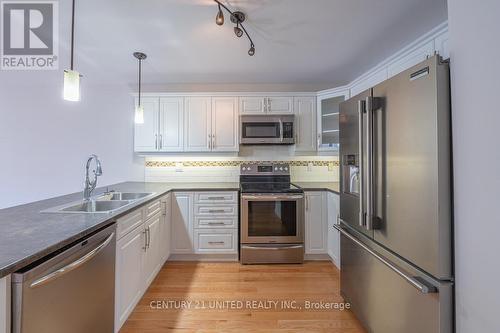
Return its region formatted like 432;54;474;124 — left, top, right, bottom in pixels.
63;0;81;101
133;52;147;124
134;105;144;124
63;70;81;101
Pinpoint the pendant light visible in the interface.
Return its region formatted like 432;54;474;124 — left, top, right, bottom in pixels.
133;52;147;124
63;0;81;101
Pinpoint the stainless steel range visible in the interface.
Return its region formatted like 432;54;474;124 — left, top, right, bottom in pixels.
239;163;304;264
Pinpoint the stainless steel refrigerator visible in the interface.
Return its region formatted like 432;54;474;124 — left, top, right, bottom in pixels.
337;55;453;333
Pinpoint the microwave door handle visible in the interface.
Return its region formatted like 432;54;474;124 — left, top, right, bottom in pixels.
358;100;365;227
279;119;283;142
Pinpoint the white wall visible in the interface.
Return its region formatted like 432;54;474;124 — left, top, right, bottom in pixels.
0;79;144;209
448;1;500;332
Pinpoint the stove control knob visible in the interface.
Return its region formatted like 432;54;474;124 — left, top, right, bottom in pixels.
279;167;283;171
285;167;288;171
274;167;278;171
242;167;246;171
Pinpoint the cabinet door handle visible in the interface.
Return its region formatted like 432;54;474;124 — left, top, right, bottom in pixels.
208;241;225;245
142;229;148;251
212;134;215;150
155;134;158;150
207;222;226;225
305;196;309;211
159;134;163;150
208;134;211;150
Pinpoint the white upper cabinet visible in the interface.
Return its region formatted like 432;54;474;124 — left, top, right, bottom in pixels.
159;97;184;152
134;97;159;152
387;40;435;78
184;97;212;152
267;97;294;114
240;96;293;115
317;91;349;152
294;96;317;152
240;97;266;114
211;97;239;152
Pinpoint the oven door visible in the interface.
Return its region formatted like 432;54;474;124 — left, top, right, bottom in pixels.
241;194;304;244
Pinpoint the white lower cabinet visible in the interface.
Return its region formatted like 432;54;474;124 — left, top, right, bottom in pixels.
194;229;238;254
327;192;340;268
171;192;194;253
193;191;238;255
143;212;163;287
115;198;169;332
161;193;172;262
0;276;10;333
304;191;328;255
115;219;146;331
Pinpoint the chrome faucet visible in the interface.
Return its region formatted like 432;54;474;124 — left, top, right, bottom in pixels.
83;155;103;201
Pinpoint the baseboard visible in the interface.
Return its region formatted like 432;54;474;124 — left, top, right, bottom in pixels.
168;253;239;262
304;253;331;261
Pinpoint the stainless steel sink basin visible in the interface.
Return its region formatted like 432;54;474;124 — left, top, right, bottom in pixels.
60;200;131;213
41;191;156;214
97;192;153;201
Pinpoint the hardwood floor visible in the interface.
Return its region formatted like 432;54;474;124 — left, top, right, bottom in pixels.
120;261;365;333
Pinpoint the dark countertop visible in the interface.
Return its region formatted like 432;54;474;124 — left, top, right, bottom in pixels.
0;182;239;278
293;182;340;194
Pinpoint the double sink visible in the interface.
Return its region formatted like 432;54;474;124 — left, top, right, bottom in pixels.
42;192;155;214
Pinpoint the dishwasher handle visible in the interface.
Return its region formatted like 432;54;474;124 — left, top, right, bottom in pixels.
30;232;115;289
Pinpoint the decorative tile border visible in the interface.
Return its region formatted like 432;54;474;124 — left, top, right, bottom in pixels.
145;160;340;168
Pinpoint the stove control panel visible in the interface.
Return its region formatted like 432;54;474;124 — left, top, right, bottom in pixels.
240;163;290;175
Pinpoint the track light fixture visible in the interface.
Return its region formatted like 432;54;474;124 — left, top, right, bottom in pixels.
213;0;255;56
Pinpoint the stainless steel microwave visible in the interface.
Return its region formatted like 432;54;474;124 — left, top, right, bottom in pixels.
240;115;295;145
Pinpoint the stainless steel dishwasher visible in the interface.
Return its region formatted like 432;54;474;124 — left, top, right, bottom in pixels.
12;223;116;333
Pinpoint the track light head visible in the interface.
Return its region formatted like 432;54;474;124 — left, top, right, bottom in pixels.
216;4;224;25
248;44;255;56
234;23;243;38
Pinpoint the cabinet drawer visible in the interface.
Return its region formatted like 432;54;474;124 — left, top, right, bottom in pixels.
194;229;238;253
194;192;238;204
116;208;144;240
144;199;162;220
194;204;237;216
194;216;237;229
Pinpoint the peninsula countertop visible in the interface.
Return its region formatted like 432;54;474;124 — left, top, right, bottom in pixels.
0;182;239;278
292;182;340;194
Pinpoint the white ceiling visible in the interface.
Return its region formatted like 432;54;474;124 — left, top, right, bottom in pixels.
73;0;447;90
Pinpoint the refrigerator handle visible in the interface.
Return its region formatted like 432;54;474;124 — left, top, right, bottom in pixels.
334;224;437;294
357;100;365;228
365;96;374;230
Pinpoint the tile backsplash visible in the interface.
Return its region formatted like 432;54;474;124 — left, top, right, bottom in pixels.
145;157;339;183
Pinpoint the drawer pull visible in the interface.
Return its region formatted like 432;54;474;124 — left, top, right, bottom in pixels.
207;222;226;225
208;241;225;245
207;196;226;200
208;209;227;213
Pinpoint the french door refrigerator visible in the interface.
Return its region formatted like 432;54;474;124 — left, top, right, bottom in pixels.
337;55;453;333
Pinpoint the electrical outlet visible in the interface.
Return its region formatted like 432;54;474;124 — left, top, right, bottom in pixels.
175;162;184;172
307;162;313;172
328;162;334;171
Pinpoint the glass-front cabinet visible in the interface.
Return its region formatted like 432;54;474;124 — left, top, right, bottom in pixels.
317;90;349;152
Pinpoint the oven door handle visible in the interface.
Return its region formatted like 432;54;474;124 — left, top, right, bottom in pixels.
241;245;304;251
241;194;304;200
